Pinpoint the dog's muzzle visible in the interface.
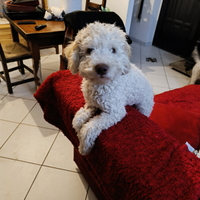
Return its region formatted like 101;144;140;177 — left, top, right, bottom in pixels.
95;64;108;76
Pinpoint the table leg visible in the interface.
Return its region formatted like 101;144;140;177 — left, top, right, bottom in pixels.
10;24;19;42
28;40;42;89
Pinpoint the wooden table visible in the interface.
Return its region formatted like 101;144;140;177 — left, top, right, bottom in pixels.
3;13;65;89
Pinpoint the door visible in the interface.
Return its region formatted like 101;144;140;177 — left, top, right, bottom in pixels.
153;0;200;57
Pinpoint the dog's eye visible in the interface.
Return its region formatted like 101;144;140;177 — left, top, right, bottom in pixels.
86;48;94;55
111;48;116;53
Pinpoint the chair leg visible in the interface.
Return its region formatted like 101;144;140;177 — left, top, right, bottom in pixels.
55;45;59;54
1;62;13;94
18;60;25;75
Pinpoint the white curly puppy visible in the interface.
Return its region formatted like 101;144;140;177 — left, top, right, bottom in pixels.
65;22;154;155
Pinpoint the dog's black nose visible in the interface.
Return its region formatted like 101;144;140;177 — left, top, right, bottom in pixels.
95;64;108;75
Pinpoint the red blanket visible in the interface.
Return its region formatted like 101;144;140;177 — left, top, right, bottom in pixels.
34;70;200;200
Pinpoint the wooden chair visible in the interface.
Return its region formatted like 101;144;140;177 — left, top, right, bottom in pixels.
0;42;35;94
85;0;107;11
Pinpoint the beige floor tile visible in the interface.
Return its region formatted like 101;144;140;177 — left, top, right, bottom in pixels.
153;86;169;95
0;94;5;100
40;48;55;57
164;66;190;79
22;103;58;130
41;68;57;82
141;45;160;54
141;63;165;76
167;76;190;90
0;158;40;200
44;132;80;172
130;52;140;63
0;96;36;123
145;73;169;88
0;83;8;95
0;120;19;148
8;75;36;100
26;166;88;200
141;55;162;65
0;124;59;164
41;57;60;71
159;50;181;66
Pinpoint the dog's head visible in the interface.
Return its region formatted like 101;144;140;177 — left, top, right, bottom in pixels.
64;22;131;85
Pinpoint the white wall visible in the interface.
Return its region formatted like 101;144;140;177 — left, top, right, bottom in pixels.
129;0;163;45
48;0;82;13
82;0;134;34
48;0;62;8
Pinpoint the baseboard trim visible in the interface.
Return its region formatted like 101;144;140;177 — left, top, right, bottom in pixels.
130;36;152;46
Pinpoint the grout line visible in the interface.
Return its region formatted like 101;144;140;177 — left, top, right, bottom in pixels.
0;90;9;98
6;95;37;101
0;156;41;166
0;118;58;131
0;122;20;149
0;94;37;102
0;95;37;150
152;85;170;89
42;164;82;174
40;131;59;167
19;101;38;124
23;131;59;200
0;118;19;124
23;165;43;200
85;185;90;200
41;68;58;72
0;154;81;174
159;48;170;90
21;121;59;131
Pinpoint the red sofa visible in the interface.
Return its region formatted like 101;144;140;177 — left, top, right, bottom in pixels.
34;70;200;200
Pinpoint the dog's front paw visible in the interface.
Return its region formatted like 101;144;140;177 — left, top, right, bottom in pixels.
72;107;87;133
77;124;100;155
78;141;93;156
72;116;83;133
72;107;96;133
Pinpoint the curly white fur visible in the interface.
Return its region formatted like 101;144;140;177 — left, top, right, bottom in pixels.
65;22;154;155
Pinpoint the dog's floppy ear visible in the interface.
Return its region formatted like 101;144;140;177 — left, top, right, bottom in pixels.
124;42;131;59
122;62;131;75
122;42;132;75
64;41;80;74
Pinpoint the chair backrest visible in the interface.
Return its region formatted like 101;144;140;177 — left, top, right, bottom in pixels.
85;0;106;11
63;11;130;40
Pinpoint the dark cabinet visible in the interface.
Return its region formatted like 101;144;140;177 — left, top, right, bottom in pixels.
153;0;200;57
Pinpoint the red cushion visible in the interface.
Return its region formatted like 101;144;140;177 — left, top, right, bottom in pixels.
34;71;200;199
150;102;200;149
154;85;200;113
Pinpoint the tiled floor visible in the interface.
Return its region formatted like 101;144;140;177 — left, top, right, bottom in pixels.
0;42;190;200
